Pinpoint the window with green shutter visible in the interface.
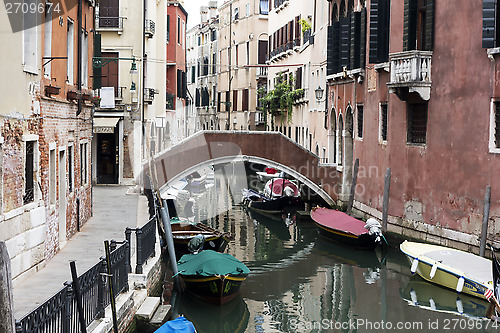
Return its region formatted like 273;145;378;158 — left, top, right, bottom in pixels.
403;0;434;51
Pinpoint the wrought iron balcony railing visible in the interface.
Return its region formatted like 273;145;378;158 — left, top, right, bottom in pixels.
257;66;268;78
95;17;124;31
145;19;155;38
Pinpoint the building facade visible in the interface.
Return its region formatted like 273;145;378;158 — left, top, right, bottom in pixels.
217;0;270;131
0;0;94;282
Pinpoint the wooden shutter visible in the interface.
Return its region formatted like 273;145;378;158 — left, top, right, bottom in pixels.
226;91;230;111
360;7;367;68
378;0;390;61
289;20;293;43
369;0;379;63
93;34;101;89
295;16;300;39
424;0;434;51
403;0;418;51
350;11;361;69
327;25;335;76
483;0;496;48
195;88;200;107
333;21;341;74
217;92;221;112
295;67;302;89
101;52;118;90
340;16;350;70
242;89;249;111
176;69;181;97
233;90;238;111
182;71;187;99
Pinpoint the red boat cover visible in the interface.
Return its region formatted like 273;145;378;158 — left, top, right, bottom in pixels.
265;179;299;196
310;208;368;236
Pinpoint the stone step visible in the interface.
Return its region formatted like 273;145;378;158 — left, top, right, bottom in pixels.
136;297;161;321
150;305;172;326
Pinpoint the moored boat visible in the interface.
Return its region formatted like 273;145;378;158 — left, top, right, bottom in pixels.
170;218;231;257
310;207;383;248
400;241;493;300
177;250;250;305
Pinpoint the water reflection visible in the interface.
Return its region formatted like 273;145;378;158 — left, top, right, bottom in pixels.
400;276;489;319
174;203;497;333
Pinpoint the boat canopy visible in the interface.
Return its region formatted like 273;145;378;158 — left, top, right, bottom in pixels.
177;250;250;276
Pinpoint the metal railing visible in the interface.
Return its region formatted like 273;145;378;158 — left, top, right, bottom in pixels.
145;19;156;37
16;241;129;333
95;17;124;31
115;87;125;101
257;66;268;77
126;215;157;274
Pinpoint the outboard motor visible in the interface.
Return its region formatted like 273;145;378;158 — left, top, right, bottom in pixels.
187;234;205;254
364;218;383;244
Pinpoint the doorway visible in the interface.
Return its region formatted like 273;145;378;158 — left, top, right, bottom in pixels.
96;131;118;184
58;150;66;244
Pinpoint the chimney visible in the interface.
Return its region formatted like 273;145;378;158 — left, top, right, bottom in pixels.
208;1;218;19
200;6;209;24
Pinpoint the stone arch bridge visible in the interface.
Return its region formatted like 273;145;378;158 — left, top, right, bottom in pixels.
144;131;341;206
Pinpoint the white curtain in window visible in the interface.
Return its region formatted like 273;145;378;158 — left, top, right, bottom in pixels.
260;0;269;14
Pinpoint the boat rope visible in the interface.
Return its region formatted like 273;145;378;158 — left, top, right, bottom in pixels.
172;270;185;278
381;234;388;246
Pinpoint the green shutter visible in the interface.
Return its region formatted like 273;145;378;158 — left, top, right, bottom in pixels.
369;0;379;63
424;0;434;51
327;25;336;75
93;34;101;90
333;21;341;74
360;7;367;68
483;0;496;48
403;0;417;51
340;16;351;70
350;12;361;69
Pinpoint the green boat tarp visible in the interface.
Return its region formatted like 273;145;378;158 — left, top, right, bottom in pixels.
177;250;250;277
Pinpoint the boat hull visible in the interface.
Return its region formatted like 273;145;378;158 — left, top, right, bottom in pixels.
244;195;303;215
400;241;492;300
171;223;231;258
180;275;247;305
313;220;378;249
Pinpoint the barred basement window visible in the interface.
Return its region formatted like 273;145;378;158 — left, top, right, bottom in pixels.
68;145;73;193
357;105;363;138
380;103;388;142
407;103;427;144
24;141;35;204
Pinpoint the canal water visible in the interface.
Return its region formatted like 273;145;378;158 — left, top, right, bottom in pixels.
164;171;499;333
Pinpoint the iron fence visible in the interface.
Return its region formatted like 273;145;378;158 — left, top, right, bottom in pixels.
16;241;130;333
126;215;157;274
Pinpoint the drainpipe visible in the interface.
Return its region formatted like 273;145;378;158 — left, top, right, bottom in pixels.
142;0;147;163
227;2;233;130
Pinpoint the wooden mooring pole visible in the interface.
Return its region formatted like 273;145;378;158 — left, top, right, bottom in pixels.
382;168;391;233
0;241;15;333
160;199;182;292
346;158;359;216
479;185;492;257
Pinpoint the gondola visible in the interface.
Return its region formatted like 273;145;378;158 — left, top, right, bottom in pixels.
177;250;250;305
310;207;383;249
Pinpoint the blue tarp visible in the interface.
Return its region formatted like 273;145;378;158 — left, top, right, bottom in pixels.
154;316;196;333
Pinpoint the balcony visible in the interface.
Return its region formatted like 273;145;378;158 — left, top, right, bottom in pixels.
115;87;125;102
256;66;268;78
387;50;432;101
144;88;157;104
95;17;124;32
274;0;288;12
145;19;155;38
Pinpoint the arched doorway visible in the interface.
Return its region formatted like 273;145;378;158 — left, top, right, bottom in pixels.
338;113;343;166
341;105;354;202
329;108;337;163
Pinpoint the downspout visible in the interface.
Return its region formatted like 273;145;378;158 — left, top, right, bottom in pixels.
77;0;82;116
142;0;147;162
227;2;233;130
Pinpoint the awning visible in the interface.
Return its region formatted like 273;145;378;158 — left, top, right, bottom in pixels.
93;117;120;133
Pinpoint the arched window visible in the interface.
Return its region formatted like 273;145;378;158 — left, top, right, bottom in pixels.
338;113;343;165
330;108;337;163
332;3;339;23
348;0;354;14
340;0;346;18
315;144;320;157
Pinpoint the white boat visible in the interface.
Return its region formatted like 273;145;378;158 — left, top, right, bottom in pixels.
400;241;493;300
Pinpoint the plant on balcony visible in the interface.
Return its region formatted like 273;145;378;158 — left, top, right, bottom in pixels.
258;74;296;127
299;19;311;34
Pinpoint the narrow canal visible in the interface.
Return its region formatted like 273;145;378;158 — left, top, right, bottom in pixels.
163;170;498;333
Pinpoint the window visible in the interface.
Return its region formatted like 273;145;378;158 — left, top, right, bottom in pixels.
258;40;268;64
235;44;239;66
43;3;52;78
167;15;170;42
49;148;56;205
80;142;88;185
226;91;231;111
403;0;434;51
246;2;250;17
98;0;119;27
495;102;500;147
81;31;88;87
380;103;388;142
246;42;250;66
177;16;181;44
234;7;239;21
217;92;221;112
24;141;36;204
191;65;196;83
483;0;500;48
67;19;74;84
338;114;343;165
23;0;38;73
357;105;363;138
242;89;249;111
260;0;269;14
182;20;185;47
407;103;428;144
233;90;238;111
68;145;73;193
